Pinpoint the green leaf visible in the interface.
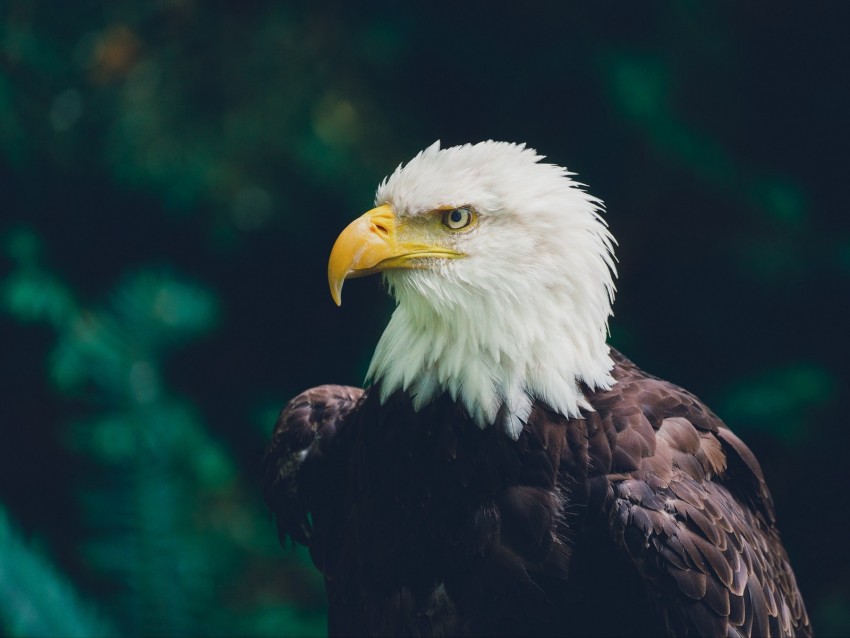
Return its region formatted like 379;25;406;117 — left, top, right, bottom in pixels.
720;364;837;442
0;505;117;638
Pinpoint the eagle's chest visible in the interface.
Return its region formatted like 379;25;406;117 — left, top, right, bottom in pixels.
326;391;582;635
343;394;519;578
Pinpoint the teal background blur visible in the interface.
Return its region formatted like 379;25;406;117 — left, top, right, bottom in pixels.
2;2;849;636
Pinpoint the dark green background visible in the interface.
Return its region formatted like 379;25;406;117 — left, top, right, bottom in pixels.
2;2;848;636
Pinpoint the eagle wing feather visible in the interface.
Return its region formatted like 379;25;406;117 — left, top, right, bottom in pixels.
596;351;810;637
263;385;363;563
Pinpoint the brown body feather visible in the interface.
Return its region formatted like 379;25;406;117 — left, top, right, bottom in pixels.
264;350;810;636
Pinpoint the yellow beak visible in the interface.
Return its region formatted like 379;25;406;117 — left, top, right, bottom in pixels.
327;204;462;305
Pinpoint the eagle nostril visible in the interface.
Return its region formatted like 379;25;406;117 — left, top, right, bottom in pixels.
372;221;390;238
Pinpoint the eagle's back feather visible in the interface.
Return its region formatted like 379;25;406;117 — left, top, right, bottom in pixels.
264;351;811;637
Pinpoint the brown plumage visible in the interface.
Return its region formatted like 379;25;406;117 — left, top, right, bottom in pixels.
264;350;810;637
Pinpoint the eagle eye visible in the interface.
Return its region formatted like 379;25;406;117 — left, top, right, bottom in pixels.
442;207;473;230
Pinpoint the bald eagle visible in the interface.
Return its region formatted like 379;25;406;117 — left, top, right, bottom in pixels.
264;141;810;636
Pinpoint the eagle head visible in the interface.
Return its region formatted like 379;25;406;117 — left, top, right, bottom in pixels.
328;141;617;438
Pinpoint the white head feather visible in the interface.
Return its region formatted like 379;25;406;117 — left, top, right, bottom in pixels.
365;140;617;439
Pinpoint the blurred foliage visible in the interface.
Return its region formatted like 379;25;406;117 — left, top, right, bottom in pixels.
1;1;848;637
0;504;114;637
1;231;325;637
720;363;837;444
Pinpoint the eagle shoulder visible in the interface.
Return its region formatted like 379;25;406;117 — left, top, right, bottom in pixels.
584;349;811;637
263;385;364;562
